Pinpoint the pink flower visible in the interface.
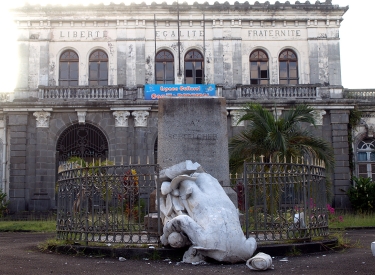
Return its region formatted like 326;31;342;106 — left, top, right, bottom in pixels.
327;204;335;214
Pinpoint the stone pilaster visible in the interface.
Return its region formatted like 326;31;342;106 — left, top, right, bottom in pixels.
330;109;350;209
8;114;28;211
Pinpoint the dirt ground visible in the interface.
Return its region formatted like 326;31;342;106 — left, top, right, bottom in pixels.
0;229;374;275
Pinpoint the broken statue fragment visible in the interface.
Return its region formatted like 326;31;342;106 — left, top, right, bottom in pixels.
158;161;257;263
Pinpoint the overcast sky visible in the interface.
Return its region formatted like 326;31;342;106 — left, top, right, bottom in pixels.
0;0;372;91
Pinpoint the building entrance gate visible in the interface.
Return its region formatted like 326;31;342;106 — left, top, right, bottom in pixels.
56;123;109;162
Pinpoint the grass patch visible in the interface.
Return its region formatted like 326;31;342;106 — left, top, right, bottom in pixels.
329;213;375;229
0;220;56;232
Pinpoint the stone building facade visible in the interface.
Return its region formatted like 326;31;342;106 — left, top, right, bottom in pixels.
1;1;368;212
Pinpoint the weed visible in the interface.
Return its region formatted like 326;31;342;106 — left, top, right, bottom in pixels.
287;246;301;256
329;230;361;250
150;250;161;260
38;238;73;252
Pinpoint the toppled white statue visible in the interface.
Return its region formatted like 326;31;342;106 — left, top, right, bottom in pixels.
159;160;257;263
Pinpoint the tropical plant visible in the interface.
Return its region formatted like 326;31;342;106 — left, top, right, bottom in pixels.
229;103;335;173
347;176;375;213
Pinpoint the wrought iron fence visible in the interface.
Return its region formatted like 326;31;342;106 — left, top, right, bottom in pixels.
56;164;160;245
230;159;328;242
57;159;327;245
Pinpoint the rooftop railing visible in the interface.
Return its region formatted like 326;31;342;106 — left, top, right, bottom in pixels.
343;89;375;101
239;84;320;100
37;84;325;101
38;85;138;100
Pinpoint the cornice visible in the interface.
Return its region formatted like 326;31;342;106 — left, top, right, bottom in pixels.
11;1;349;17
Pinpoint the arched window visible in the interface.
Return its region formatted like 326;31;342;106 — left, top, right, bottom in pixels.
250;49;269;85
89;50;108;86
279;49;299;84
155;50;174;84
59;50;79;86
184;50;204;84
357;139;375;180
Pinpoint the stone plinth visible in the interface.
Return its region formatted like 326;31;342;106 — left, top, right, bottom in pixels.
158;97;230;187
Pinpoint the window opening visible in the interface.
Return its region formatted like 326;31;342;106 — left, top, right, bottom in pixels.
250;50;269;85
357;139;375;180
59;50;79;86
279;49;299;84
89;50;108;86
184;50;204;84
155;50;174;84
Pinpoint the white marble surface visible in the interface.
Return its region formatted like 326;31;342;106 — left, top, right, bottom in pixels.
246;252;274;270
159;161;257;263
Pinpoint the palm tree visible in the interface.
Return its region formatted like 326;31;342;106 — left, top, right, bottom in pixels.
229;103;334;173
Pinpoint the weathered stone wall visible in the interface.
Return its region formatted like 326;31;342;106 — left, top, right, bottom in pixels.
5;109;158;212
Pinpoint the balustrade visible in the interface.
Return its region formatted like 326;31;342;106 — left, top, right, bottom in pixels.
38;85;138;100
344;89;375;100
240;84;319;99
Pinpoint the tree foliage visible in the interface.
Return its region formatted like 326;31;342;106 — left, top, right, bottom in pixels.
229;103;335;173
348;177;375;213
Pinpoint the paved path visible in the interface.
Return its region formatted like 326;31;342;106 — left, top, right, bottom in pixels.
0;229;374;275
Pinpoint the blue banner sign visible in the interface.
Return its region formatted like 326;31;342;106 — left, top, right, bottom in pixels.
144;84;216;100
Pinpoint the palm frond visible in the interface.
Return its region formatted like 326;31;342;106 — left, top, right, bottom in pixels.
229;103;335;173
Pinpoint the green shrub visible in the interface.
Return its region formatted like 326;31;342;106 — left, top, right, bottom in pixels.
0;189;9;217
347;177;375;213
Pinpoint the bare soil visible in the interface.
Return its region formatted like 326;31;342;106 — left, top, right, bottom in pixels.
0;229;374;275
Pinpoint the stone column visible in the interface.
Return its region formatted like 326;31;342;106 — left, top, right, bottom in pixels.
33;126;53;211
